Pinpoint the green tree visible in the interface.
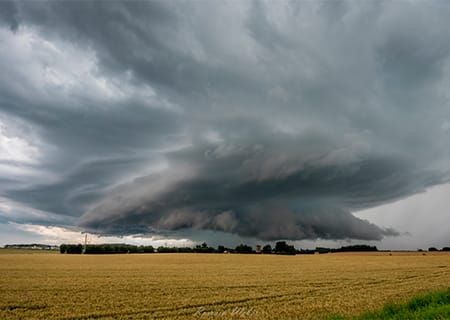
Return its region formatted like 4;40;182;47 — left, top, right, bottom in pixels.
66;244;82;254
235;244;253;254
275;241;296;255
262;244;272;254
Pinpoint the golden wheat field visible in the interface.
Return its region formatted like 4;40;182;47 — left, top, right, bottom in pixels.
0;252;449;320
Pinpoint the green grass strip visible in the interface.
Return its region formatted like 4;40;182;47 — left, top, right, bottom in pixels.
328;288;450;320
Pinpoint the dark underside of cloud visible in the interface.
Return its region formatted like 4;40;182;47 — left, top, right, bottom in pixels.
78;143;447;240
1;1;450;241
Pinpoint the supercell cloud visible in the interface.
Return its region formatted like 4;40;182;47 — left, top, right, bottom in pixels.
0;1;450;242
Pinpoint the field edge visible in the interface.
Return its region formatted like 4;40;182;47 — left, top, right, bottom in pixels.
326;287;450;320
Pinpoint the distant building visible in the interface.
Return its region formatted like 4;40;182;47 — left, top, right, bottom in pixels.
255;245;261;253
4;244;59;250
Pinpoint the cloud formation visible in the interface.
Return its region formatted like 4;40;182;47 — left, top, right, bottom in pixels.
1;1;450;242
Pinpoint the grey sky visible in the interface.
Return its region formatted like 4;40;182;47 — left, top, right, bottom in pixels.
0;1;449;248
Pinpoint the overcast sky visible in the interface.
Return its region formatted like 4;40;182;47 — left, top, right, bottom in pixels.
0;1;449;249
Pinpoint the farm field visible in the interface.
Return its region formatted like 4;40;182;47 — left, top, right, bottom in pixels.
0;252;449;320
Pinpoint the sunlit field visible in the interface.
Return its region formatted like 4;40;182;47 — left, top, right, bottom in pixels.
1;252;449;320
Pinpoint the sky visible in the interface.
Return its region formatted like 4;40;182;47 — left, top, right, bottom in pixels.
0;1;449;250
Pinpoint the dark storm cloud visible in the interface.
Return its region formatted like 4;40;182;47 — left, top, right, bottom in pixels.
0;1;19;31
80;137;447;240
7;0;209;95
1;1;450;241
6;156;157;216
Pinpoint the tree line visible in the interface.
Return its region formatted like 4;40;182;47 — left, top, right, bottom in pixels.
59;242;382;255
60;243;155;254
425;247;450;252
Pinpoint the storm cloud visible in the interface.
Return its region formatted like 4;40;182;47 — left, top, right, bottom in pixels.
1;1;450;242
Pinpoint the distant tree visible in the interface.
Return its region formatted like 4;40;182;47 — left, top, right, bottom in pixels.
315;247;330;254
66;244;82;254
140;246;150;253
193;243;215;253
332;245;378;253
157;246;178;253
442;247;450;252
428;247;438;252
82;244;139;254
217;245;226;253
274;241;296;255
275;241;288;253
235;244;253;254
297;249;315;254
144;245;155;253
59;244;67;254
262;244;272;254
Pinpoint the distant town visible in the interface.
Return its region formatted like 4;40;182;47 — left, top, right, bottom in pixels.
3;243;59;250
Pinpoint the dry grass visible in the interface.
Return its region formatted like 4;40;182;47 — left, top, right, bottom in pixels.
0;252;449;319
